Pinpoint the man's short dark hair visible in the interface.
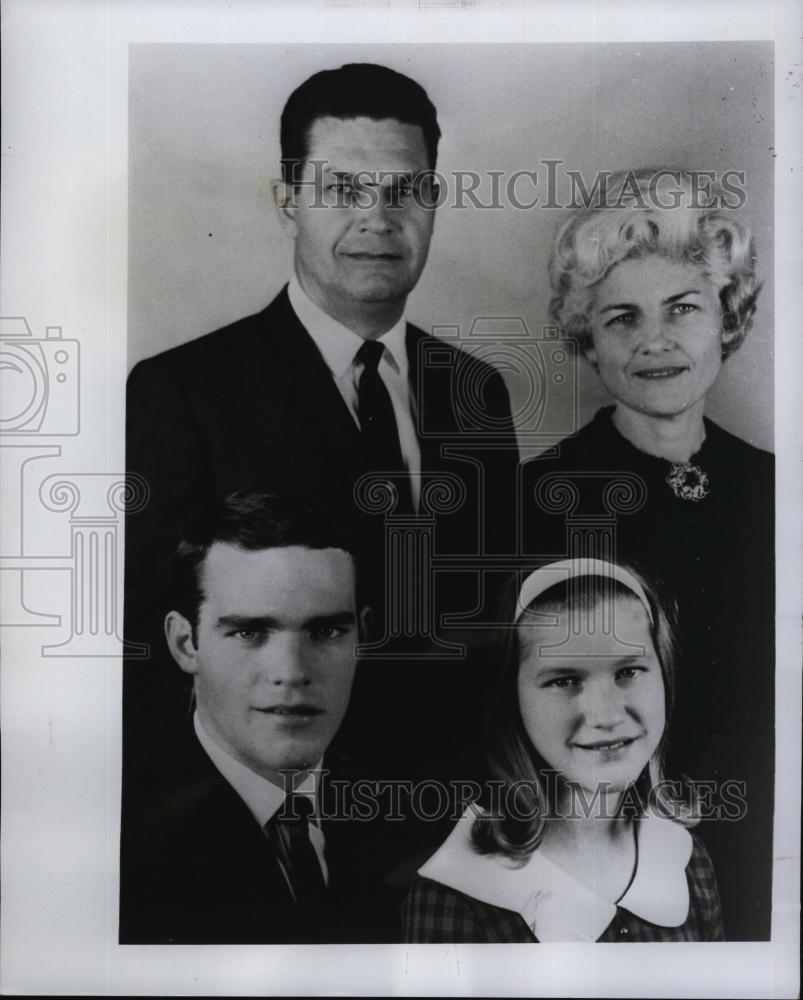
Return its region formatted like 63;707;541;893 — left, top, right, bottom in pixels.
280;62;441;183
171;490;360;632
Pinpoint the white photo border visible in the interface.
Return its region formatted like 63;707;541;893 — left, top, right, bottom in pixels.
1;1;800;996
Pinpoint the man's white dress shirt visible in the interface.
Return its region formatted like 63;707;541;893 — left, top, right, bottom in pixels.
287;275;421;508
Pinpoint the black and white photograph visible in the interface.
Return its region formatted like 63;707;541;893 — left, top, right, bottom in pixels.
1;1;800;996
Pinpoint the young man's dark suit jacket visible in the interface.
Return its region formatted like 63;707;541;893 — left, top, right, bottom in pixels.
124;287;520;785
119;724;399;944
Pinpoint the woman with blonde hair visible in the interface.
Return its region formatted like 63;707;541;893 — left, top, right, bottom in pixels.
519;168;773;940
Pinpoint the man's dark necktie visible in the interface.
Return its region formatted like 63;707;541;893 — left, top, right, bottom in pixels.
356;340;413;513
275;794;327;911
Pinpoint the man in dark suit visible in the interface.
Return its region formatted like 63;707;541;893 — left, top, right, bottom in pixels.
120;491;396;944
125;62;519;802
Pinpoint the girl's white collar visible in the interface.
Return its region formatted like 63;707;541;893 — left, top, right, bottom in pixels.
417;806;693;942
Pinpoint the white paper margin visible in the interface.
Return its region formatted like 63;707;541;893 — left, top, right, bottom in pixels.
1;1;800;996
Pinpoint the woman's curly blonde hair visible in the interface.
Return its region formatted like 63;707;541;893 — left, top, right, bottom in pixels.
549;167;761;361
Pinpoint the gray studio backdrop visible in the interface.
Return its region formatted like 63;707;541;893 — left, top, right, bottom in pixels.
128;42;773;458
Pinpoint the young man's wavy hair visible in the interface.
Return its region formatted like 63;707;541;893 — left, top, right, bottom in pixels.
170;490;361;644
471;562;698;864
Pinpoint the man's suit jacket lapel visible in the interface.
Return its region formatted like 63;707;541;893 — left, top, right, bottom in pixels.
245;295;455;509
171;732;296;903
244;288;363;459
120;725;304;944
242;299;455;483
406;324;460;481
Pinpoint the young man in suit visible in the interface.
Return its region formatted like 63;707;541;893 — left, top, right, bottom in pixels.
124;62;519;798
120;491;396;944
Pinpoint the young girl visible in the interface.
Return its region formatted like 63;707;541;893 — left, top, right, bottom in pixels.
403;558;724;942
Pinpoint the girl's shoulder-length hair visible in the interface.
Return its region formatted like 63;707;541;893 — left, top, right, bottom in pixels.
470;561;700;865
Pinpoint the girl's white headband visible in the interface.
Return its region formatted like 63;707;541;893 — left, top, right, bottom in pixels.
515;558;654;624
